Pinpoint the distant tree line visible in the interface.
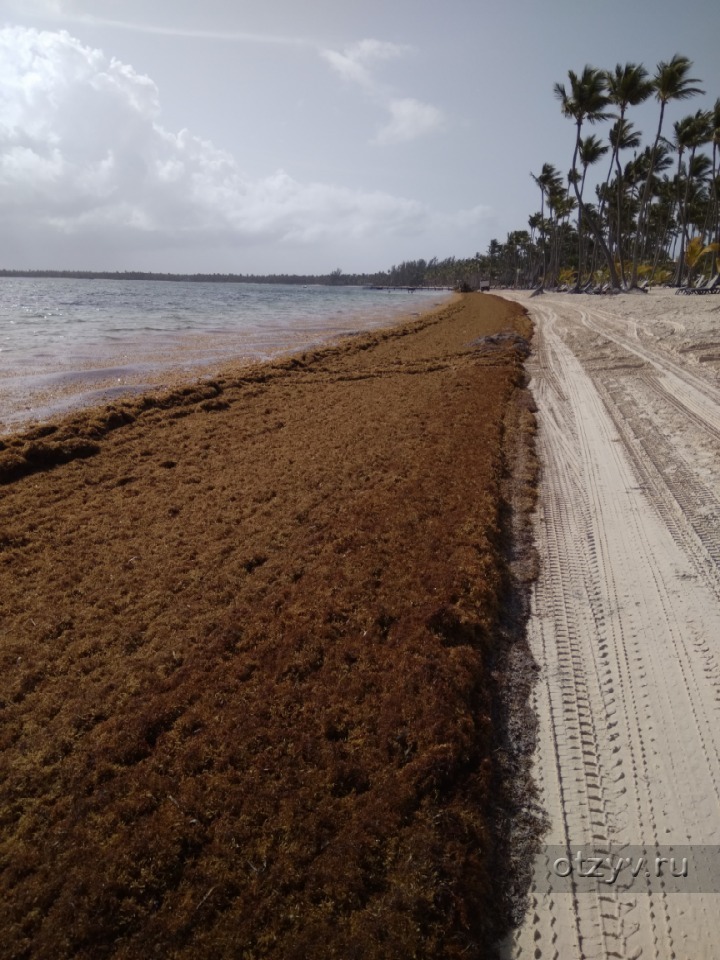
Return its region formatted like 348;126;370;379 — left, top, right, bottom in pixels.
0;269;358;285
0;261;478;289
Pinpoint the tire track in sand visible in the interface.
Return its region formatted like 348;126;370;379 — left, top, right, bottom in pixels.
500;294;720;960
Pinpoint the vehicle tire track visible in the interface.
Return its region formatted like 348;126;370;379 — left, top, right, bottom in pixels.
499;294;720;960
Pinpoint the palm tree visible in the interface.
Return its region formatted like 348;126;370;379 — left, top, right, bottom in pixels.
601;63;652;209
605;120;642;281
669;114;697;260
629;54;704;287
683;236;720;284
527;213;544;283
671;110;712;283
601;64;653;284
547;189;576;287
710;98;720;247
487;238;502;284
531;163;563;288
555;66;620;288
626;145;676;280
646;175;677;281
684;160;713;248
605;62;653;126
576;134;609;287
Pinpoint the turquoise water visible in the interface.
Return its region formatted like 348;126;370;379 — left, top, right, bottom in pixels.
0;278;451;431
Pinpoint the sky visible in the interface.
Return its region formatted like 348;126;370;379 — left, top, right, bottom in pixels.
0;0;718;275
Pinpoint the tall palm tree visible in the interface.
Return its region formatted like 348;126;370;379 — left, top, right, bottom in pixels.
671;111;712;283
531;163;563;288
605;63;653;129
710;98;720;247
601;64;652;283
624;145;676;279
555;66;619;288
685;155;713;247
669;114;697;259
647;175;677;281
629;54;704;287
576;134;609;287
607;120;642;280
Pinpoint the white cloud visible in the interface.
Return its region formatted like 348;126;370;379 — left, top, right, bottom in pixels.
320;39;409;88
64;20;310;45
8;1;312;45
0;26;427;263
375;98;444;145
350;39;410;62
321;39;444;145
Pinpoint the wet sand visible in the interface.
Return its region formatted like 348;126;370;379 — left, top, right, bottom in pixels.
0;294;536;959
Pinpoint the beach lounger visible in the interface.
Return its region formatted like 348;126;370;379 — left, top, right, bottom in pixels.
676;278;701;294
676;275;713;295
679;274;720;295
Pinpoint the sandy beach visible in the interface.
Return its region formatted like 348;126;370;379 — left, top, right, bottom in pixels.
0;294;536;959
499;289;720;959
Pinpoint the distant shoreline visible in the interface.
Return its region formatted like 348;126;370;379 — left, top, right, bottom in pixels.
0;269;452;289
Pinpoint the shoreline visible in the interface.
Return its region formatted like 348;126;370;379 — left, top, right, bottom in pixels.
0;294;538;958
0;288;454;436
0;296;460;484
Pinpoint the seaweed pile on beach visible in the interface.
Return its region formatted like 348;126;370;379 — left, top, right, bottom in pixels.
0;295;537;959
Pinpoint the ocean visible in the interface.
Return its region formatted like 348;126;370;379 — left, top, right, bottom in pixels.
0;277;451;433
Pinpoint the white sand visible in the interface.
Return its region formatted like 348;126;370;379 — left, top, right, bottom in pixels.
499;289;720;959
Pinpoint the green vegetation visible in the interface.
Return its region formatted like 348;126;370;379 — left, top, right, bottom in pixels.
527;55;718;290
383;56;719;293
0;262;473;289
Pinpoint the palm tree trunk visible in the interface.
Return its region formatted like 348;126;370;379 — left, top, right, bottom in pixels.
650;202;674;281
615;153;627;283
540;194;547;288
631;102;667;287
572;122;620;289
713;142;719;249
670;151;686;285
674;147;699;285
598;115;625;256
575;177;585;291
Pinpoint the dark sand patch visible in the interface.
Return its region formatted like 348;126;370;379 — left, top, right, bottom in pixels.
0;294;536;959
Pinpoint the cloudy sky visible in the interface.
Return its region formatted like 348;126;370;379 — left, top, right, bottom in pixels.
1;0;718;274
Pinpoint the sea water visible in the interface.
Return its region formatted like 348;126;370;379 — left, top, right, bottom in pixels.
0;278;451;432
